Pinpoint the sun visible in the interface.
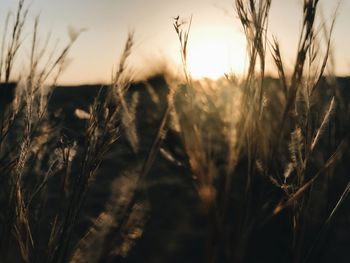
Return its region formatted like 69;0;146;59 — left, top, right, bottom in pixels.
187;40;229;79
185;27;246;80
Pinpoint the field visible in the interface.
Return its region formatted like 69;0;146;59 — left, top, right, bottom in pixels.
1;0;350;263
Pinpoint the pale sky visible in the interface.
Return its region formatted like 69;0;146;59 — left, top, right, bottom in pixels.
0;0;349;84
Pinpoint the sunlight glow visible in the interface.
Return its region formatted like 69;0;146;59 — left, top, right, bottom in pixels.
186;27;246;80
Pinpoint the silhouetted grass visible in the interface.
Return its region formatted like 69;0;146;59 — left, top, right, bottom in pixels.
0;0;349;263
170;1;347;262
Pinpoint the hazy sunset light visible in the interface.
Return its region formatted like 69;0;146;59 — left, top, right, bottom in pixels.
2;1;350;262
186;26;246;79
0;0;348;84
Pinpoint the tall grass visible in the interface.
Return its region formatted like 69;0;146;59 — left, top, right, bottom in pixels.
0;2;140;263
0;0;348;263
170;0;346;262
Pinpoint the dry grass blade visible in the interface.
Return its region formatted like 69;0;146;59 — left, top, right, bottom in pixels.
270;36;287;95
311;97;335;151
273;141;346;216
4;0;28;83
113;32;139;153
173;15;192;84
303;169;350;263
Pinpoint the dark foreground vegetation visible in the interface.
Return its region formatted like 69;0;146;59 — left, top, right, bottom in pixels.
1;0;350;263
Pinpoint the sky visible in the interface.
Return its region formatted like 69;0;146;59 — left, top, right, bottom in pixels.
0;0;349;85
